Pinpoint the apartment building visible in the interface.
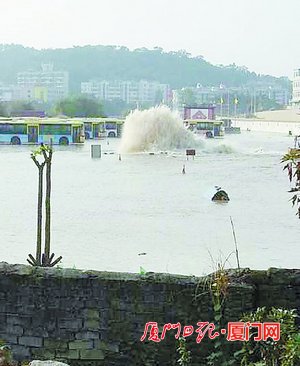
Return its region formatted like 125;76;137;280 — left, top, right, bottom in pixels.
0;83;14;102
81;79;170;104
17;63;69;102
292;68;300;108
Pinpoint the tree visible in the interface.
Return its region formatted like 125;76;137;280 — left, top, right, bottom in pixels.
177;88;197;106
281;146;300;219
0;103;8;117
27;143;62;267
29;148;46;265
55;96;104;117
101;98;129;117
8;100;35;117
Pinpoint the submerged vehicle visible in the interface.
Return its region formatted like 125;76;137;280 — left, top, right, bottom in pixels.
0;117;84;145
184;119;224;138
221;118;241;134
83;118;124;139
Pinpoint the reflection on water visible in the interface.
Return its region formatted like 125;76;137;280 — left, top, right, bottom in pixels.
0;131;299;275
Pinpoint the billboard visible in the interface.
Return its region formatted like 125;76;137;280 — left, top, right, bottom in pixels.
184;106;215;120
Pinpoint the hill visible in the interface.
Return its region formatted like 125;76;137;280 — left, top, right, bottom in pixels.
0;44;290;93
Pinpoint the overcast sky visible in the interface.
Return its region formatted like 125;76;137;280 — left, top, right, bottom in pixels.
0;0;298;78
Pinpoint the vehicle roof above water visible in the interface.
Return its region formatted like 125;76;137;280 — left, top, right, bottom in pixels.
184;119;223;125
0;117;83;125
81;117;124;123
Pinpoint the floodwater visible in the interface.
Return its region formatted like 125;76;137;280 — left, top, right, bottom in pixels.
0;132;299;276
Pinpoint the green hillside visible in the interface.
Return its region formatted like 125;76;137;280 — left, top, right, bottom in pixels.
0;44;289;92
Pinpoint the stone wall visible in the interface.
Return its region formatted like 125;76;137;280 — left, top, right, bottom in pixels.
0;262;299;365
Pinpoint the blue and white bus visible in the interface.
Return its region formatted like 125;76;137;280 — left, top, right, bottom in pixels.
184;119;224;138
0;118;85;145
83;119;106;139
83;118;124;139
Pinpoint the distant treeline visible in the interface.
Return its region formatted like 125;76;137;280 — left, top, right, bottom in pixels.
0;44;290;92
0;97;106;118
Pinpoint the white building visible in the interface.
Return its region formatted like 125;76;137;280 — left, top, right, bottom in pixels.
292;68;300;108
0;83;32;102
17;63;69;102
81;79;170;105
0;83;14;102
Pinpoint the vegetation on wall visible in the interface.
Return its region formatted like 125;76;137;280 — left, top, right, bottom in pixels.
282;148;300;219
235;307;300;366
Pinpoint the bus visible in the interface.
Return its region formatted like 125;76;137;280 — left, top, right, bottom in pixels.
0;118;84;145
83;119;105;139
184;119;224;138
83;118;124;139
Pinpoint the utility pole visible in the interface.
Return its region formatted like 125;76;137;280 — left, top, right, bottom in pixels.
227;89;230;118
220;96;223;119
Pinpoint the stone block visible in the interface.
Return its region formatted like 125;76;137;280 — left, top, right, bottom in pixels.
0;333;17;344
94;340;119;353
31;348;56;360
31;318;56;332
52;328;74;339
80;349;105;360
84;319;99;330
75;331;100;340
109;299;120;309
56;349;79;360
83;309;100;320
6;324;24;335
19;304;37;315
58;318;83;331
7;314;32;328
44;339;68;350
24;326;49;337
68;340;93;350
18;336;43;347
84;299;100;308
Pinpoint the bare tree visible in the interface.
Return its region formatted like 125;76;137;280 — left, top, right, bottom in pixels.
27;150;46;266
27;143;62;267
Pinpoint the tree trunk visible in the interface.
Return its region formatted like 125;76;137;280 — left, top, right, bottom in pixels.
36;166;44;265
44;148;52;262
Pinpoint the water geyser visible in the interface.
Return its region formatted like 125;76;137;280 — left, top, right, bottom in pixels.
119;105;196;153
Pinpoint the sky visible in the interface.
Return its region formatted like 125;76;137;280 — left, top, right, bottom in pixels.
0;0;299;78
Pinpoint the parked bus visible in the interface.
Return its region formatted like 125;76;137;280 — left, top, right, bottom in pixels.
83;118;124;139
83;119;105;139
184;119;224;138
0;118;84;145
